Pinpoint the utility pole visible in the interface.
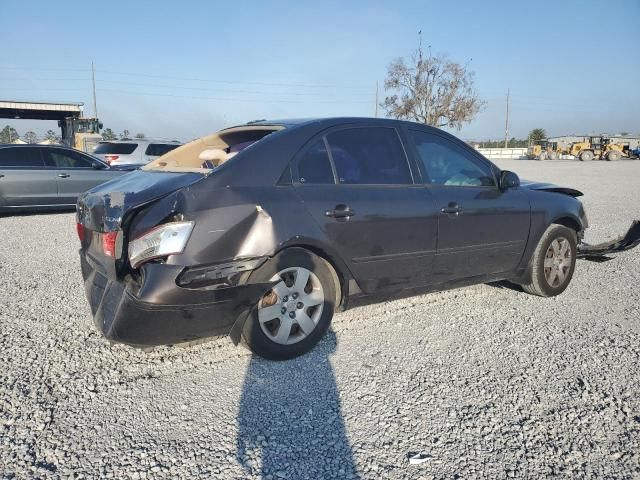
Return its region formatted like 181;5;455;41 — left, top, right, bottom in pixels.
91;62;98;119
504;88;510;148
374;81;379;118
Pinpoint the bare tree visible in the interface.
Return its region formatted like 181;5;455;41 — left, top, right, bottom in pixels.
381;35;485;129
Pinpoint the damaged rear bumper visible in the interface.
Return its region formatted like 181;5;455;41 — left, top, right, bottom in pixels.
80;252;272;347
578;220;640;258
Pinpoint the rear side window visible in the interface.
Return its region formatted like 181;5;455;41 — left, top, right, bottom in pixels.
0;147;44;167
94;143;137;155
409;130;496;187
297;139;335;184
326;127;412;185
145;143;180;156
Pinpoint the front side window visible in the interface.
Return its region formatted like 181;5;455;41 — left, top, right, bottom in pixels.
410;131;496;187
325;127;412;185
0;147;44;167
46;150;93;168
297;139;334;184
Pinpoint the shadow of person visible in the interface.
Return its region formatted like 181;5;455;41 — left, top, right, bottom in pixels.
236;330;359;479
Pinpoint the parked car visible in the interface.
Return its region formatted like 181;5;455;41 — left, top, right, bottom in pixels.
93;139;182;166
77;117;634;360
0;144;134;213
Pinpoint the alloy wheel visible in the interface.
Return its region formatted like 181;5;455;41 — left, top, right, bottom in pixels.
543;238;572;288
257;267;324;345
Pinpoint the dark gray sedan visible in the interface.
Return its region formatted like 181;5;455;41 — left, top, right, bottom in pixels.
0;144;134;213
76;117;639;360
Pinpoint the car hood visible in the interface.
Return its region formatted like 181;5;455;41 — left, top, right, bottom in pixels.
520;179;583;197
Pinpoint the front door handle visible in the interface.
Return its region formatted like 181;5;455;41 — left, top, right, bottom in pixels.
0;174;4;178
441;202;463;216
325;204;355;219
57;173;70;178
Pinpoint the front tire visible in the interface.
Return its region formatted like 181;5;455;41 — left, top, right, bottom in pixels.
606;151;620;161
242;248;337;360
520;224;577;297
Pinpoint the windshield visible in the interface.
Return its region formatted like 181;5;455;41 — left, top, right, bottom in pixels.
142;126;283;173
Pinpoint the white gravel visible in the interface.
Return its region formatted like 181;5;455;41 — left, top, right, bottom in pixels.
1;159;639;479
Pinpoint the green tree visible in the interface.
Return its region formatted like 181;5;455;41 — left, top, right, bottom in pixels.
101;128;117;140
120;129;131;140
23;131;38;144
135;132;145;139
382;34;485;129
45;129;60;143
0;125;19;143
528;128;546;143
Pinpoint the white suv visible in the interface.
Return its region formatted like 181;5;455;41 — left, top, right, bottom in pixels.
93;139;182;166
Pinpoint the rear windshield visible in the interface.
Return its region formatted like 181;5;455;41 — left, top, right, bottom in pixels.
94;143;137;155
143;126;283;173
145;143;180;156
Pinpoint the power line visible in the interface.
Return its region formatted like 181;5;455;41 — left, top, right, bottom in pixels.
96;68;372;90
97;88;372;105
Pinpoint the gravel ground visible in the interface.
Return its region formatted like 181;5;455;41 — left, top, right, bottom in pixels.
1;159;639;479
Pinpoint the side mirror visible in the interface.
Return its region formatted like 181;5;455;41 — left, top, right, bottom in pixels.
499;170;520;189
92;161;105;170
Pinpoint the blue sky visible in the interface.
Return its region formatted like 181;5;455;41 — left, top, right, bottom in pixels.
1;0;638;141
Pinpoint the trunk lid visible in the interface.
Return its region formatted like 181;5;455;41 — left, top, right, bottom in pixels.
77;170;204;232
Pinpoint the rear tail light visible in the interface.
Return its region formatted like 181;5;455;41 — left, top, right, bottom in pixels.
102;231;118;258
76;222;85;241
128;221;194;268
104;155;119;164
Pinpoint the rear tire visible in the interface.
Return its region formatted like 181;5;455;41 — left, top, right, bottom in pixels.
579;150;594;162
519;224;577;297
538;152;547;161
242;248;337;360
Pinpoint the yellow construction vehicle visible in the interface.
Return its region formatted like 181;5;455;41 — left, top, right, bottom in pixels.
570;136;627;161
59;116;103;153
527;140;562;160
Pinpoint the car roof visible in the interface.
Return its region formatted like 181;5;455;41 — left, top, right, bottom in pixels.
0;143;82;150
98;139;181;144
227;116;426;130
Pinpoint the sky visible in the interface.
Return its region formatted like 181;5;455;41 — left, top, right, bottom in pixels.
1;0;639;142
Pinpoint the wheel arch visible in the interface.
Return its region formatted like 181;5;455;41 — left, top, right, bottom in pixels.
552;215;583;235
272;240;354;311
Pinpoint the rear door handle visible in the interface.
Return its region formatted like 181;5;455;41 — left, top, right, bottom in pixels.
441;202;463;216
57;173;70;178
325;204;355;219
0;174;4;178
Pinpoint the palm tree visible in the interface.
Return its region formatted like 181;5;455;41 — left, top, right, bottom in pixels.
528;128;546;145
